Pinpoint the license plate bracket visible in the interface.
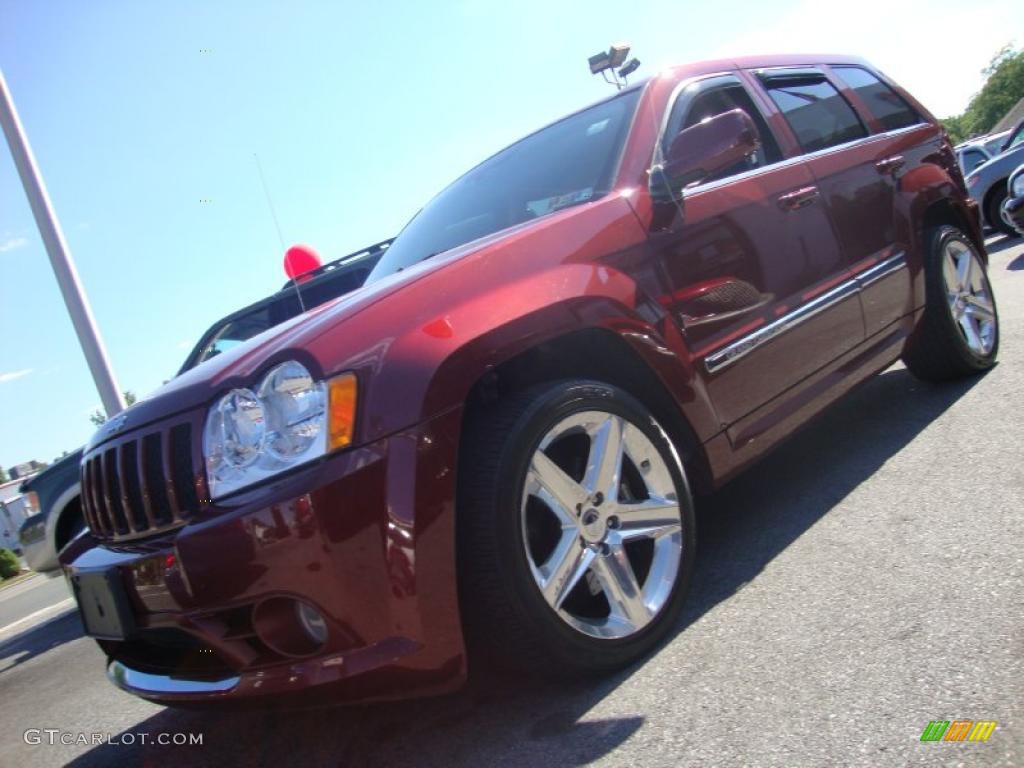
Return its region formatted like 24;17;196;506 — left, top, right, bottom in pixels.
70;568;135;640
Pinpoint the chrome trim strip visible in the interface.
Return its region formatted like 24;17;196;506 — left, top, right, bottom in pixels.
703;251;909;374
681;125;929;198
108;660;239;695
704;279;860;374
856;251;907;288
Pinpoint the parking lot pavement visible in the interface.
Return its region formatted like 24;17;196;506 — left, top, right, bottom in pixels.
0;572;74;645
2;235;1021;768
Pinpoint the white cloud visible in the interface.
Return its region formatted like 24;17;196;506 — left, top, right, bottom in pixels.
0;236;28;253
0;369;33;384
710;0;1021;117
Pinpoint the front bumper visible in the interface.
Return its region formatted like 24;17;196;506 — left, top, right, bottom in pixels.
62;407;465;707
1002;195;1024;236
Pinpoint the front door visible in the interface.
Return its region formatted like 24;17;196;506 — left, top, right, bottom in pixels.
641;75;865;428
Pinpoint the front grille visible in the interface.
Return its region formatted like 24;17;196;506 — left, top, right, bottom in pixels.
82;421;202;541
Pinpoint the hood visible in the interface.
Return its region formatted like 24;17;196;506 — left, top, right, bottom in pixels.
84;232;503;453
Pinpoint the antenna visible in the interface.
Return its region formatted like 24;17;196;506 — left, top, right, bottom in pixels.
253;153;305;311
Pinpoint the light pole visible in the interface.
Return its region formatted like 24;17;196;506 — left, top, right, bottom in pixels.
0;68;125;417
588;44;641;90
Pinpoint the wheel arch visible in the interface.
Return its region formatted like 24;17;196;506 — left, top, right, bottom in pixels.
459;325;715;496
44;482;83;555
921;197;986;257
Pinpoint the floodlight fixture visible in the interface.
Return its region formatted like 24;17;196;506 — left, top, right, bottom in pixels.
588;44;641;90
608;44;630;69
618;58;641;78
589;51;612;74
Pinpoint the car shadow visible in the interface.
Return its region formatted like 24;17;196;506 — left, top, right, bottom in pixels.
0;612;82;674
65;366;984;768
987;233;1022;259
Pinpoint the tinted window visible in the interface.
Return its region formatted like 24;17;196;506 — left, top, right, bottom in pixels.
960;149;987;171
832;66;920;131
761;73;867;153
367;89;641;281
1006;123;1024;150
192;306;273;367
664;82;781;183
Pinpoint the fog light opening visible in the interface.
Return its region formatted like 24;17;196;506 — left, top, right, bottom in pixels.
295;601;328;645
252;597;330;658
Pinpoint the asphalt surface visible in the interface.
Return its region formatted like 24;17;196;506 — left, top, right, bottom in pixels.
0;573;72;636
1;235;1021;768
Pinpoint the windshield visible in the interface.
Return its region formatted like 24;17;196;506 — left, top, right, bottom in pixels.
185;305;275;369
367;88;642;282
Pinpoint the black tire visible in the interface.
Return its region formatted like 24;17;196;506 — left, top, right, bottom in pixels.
457;379;696;677
986;184;1016;237
55;499;85;552
902;225;999;381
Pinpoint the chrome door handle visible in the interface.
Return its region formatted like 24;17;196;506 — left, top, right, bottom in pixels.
777;186;819;211
876;155;905;175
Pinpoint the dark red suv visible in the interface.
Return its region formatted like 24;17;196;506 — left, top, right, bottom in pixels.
63;54;999;707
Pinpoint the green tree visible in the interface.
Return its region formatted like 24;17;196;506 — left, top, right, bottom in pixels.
89;390;138;427
943;45;1024;143
0;548;21;579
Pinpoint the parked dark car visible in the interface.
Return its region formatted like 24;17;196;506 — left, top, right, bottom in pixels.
964;118;1024;236
62;54;998;708
18;450;85;572
21;240;389;574
1003;163;1024;235
955;140;992;174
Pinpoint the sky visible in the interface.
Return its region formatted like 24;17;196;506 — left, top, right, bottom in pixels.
1;0;1021;469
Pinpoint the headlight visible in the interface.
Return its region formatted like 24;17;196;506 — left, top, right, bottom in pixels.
1012;171;1024;198
203;361;357;499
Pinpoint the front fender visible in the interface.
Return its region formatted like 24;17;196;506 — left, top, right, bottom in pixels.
355;259;719;447
306;194;717;454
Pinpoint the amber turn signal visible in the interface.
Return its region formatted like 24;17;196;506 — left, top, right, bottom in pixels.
327;373;358;450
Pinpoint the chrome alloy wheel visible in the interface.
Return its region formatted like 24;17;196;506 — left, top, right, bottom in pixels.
942;239;997;356
521;410;683;640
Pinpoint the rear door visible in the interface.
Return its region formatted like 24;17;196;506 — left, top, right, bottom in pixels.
826;64;929;335
753;66;918;337
644;74;863;427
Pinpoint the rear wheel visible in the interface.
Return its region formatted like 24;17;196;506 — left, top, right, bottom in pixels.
458;380;696;676
987;185;1016;237
903;225;999;381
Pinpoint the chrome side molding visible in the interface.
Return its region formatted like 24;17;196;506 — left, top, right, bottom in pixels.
108;660;239;695
856;252;908;288
704;252;906;374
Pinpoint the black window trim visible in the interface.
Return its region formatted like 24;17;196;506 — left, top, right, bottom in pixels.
648;66;929;200
651;71;787;190
753;65;870;154
827;64;923;134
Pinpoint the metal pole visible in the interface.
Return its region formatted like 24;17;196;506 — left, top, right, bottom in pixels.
0;68;124;417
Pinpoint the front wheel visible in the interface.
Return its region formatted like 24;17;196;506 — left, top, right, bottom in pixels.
458;380;696;676
902;225;999;381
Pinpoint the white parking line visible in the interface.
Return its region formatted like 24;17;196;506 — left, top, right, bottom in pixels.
0;598;75;645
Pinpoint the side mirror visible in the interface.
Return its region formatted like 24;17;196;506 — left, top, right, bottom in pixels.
651;109;761;202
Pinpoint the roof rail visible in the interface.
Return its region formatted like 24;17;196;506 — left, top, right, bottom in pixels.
279;238;394;291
